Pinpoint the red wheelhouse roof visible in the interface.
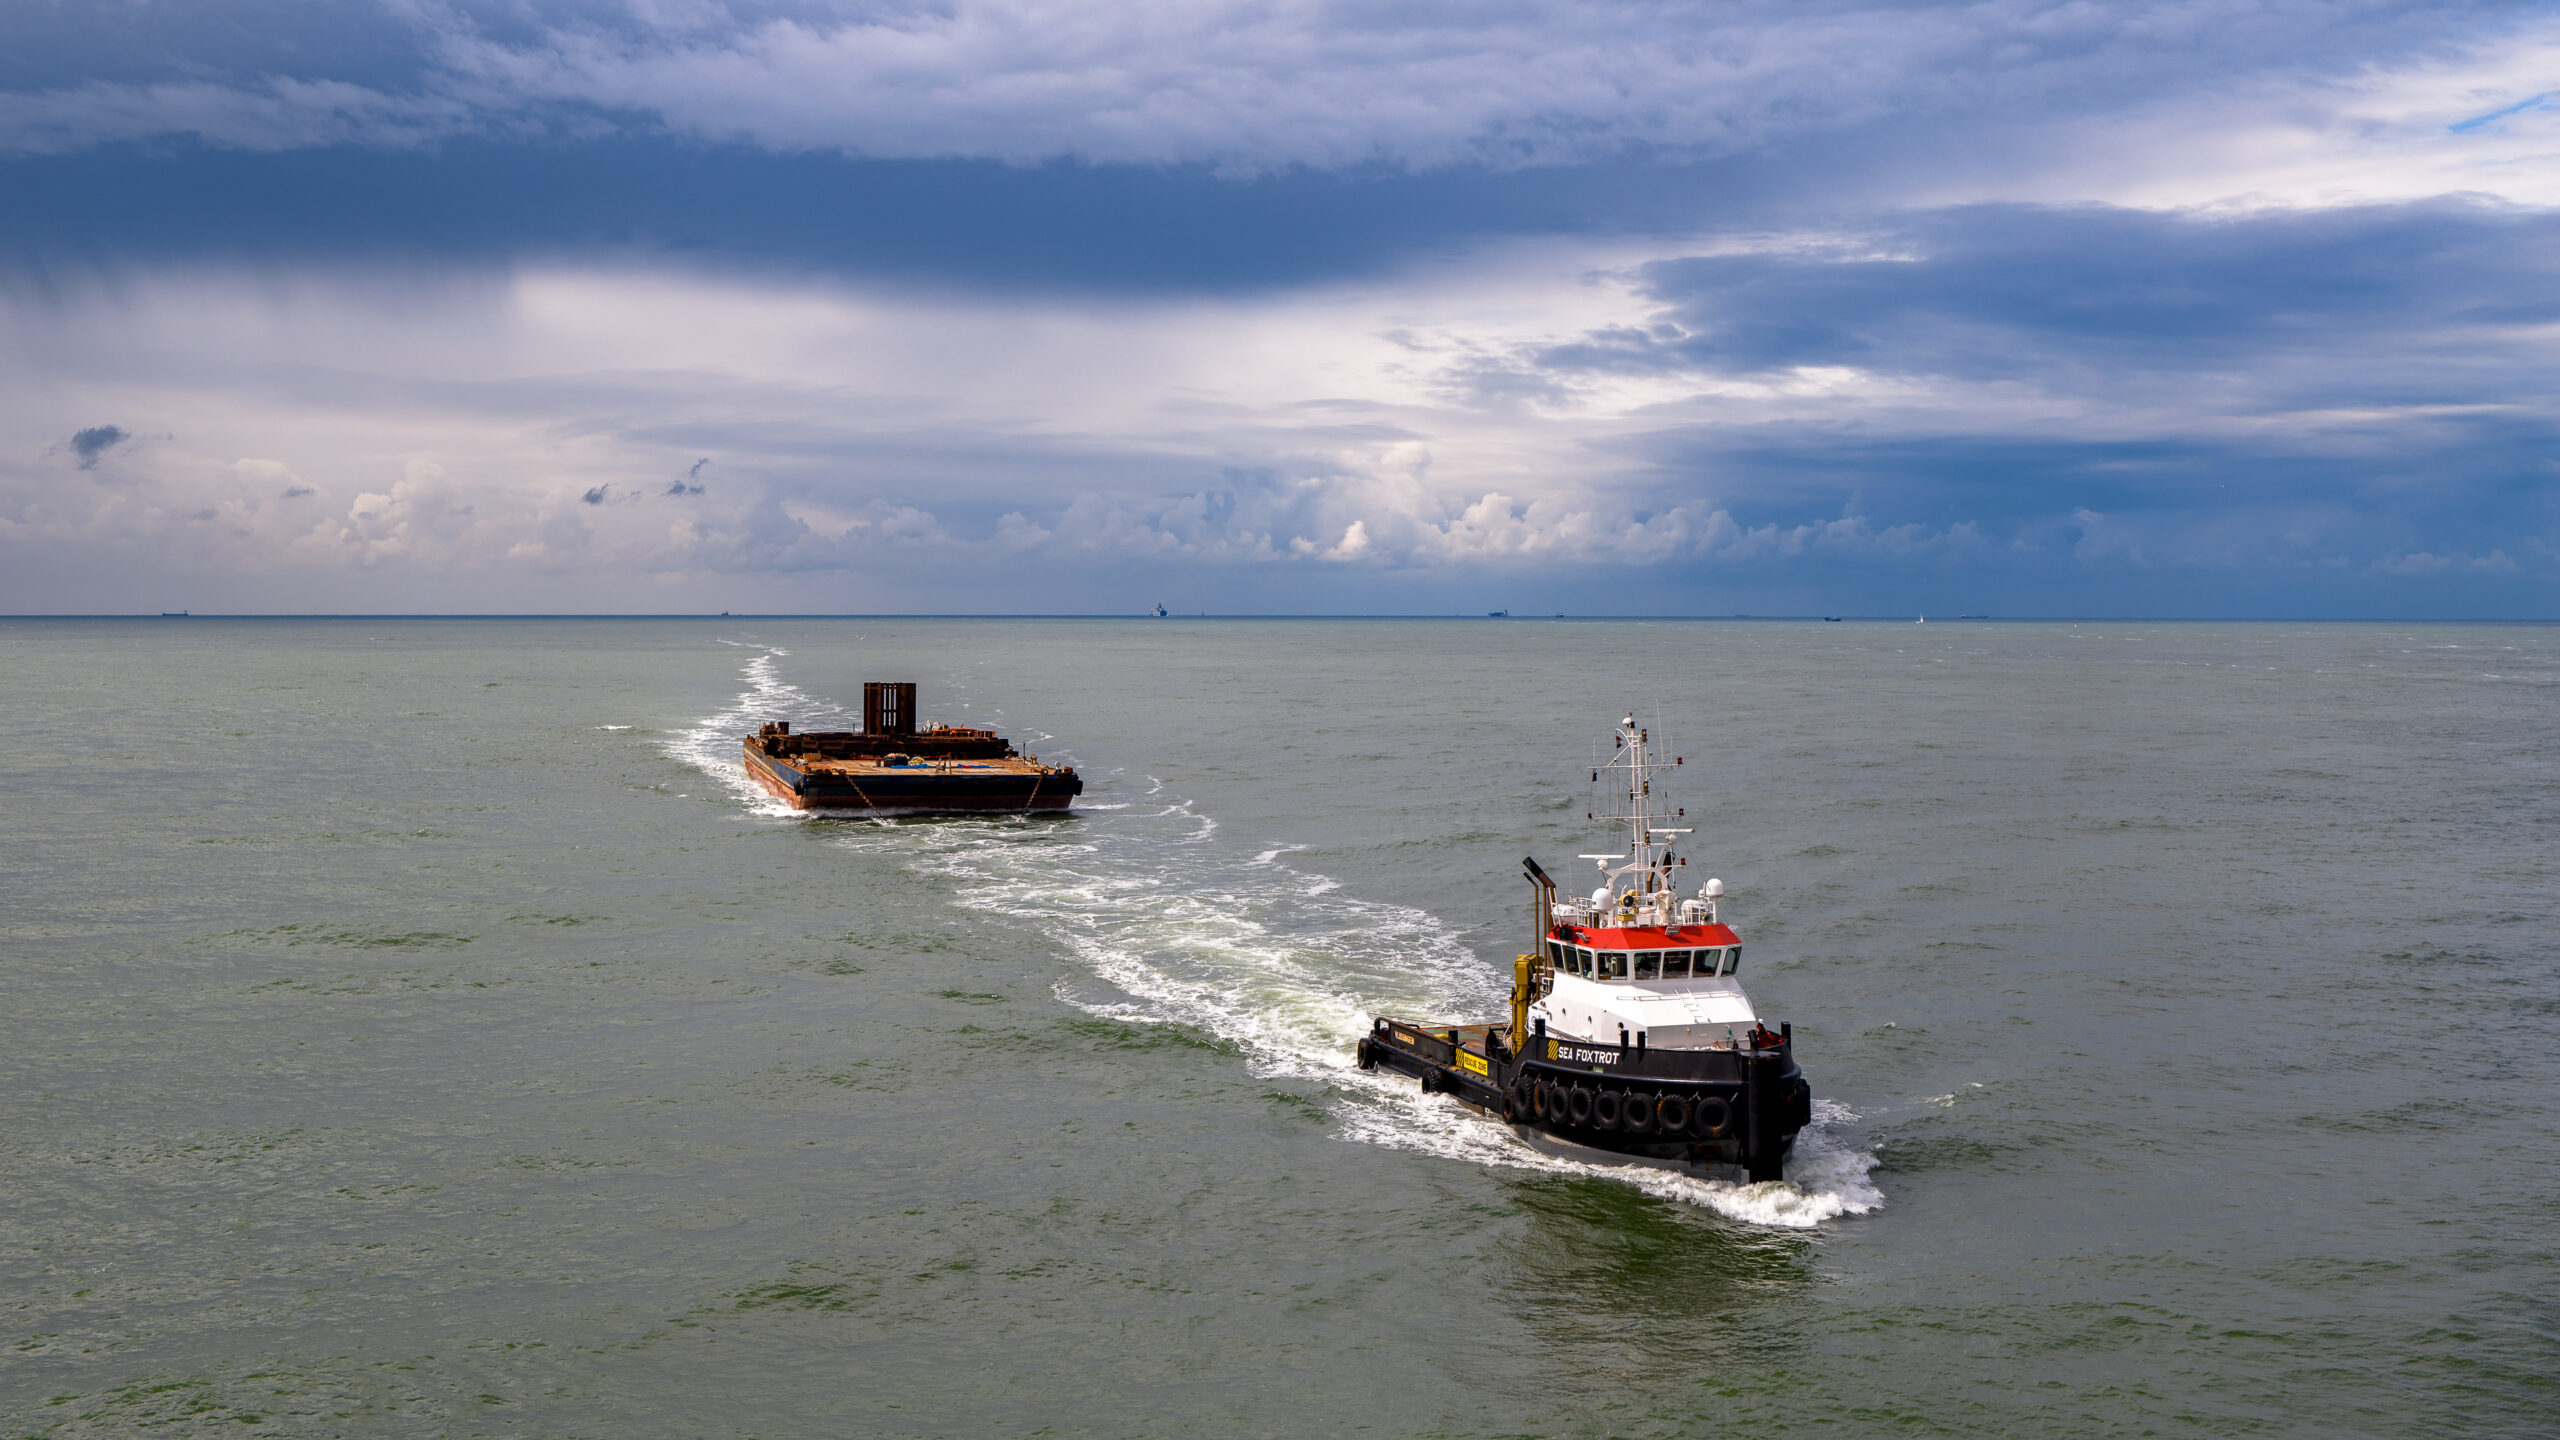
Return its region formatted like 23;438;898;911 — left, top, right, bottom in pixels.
1548;923;1738;949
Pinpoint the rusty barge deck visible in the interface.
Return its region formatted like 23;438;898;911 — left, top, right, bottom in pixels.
741;682;1082;815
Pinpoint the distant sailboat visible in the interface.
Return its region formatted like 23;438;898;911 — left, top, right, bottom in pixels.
1915;614;1925;624
1153;603;1169;617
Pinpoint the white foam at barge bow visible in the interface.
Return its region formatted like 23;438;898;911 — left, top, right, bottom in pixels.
665;645;855;820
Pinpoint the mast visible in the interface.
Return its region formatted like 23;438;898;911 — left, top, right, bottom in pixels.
1581;714;1691;920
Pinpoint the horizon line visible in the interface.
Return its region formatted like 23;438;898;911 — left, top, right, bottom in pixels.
5;613;2556;624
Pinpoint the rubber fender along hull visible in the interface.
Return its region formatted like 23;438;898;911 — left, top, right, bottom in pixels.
1359;1020;1811;1182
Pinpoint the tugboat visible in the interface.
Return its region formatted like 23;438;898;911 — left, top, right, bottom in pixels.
1358;716;1812;1181
741;682;1082;815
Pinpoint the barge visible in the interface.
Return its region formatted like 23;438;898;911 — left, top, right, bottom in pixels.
742;682;1082;815
1359;715;1811;1181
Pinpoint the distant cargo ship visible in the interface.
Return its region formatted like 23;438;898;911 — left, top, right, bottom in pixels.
742;683;1082;815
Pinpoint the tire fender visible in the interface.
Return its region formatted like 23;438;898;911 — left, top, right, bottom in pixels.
1692;1094;1732;1138
1623;1089;1654;1135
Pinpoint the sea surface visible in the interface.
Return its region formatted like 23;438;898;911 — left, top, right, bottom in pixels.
2;617;2554;1438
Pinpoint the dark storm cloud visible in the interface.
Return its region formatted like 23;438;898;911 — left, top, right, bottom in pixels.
0;3;2545;293
0;140;1722;292
1490;202;2560;592
1629;411;2560;516
0;0;2530;172
0;1;851;95
70;424;126;468
1543;203;2560;390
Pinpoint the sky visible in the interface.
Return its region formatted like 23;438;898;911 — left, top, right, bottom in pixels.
2;1;2557;616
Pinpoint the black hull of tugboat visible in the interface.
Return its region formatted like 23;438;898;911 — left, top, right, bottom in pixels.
1357;1020;1811;1182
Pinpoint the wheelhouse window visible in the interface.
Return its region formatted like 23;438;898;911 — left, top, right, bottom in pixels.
1633;952;1660;980
1547;940;1569;968
1574;946;1596;978
1723;946;1741;976
1664;950;1691;978
1597;949;1627;980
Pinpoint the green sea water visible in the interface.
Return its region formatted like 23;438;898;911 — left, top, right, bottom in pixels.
2;617;2554;1438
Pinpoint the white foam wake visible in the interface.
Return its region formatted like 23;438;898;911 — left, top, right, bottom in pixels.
824;780;1489;1066
663;644;856;819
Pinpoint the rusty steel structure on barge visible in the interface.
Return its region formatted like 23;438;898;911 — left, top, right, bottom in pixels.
742;682;1082;815
1358;716;1811;1182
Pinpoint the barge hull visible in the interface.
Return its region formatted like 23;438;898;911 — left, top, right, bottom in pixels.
743;745;1079;814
